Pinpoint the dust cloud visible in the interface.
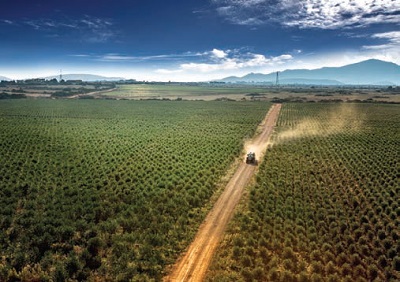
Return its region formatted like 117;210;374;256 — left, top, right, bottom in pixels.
273;103;365;145
243;104;281;162
244;140;274;162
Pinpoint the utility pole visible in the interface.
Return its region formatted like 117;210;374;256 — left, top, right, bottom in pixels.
276;71;279;86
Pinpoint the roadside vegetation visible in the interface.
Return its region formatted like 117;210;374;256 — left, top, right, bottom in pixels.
0;99;270;281
207;103;400;281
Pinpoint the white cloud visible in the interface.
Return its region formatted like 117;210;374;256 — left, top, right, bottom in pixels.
363;31;400;51
359;31;400;63
155;69;183;74
371;31;400;42
155;49;293;74
69;54;91;57
273;54;293;61
211;48;228;59
212;0;400;29
101;54;136;61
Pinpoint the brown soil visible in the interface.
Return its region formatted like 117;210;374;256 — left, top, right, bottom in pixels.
68;87;117;99
164;103;281;282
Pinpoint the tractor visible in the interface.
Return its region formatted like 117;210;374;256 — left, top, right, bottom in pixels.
246;152;257;165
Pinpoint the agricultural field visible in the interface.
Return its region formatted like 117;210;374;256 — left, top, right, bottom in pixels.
0;82;114;98
97;84;400;103
96;84;272;101
207;103;400;281
2;81;400;103
0;99;270;281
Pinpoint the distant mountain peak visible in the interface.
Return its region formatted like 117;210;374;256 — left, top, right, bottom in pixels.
358;58;391;63
345;58;398;68
218;59;399;85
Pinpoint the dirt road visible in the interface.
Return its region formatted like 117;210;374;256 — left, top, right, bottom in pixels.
164;103;281;282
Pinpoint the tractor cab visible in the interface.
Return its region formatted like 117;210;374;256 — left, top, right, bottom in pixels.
246;152;257;165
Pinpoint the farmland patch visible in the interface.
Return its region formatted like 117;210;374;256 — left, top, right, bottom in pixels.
207;103;400;281
0;99;270;281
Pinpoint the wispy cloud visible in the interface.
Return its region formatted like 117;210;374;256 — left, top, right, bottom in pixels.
1;19;15;25
92;52;205;62
359;31;400;63
0;15;115;42
69;54;91;58
212;0;400;29
155;48;293;74
66;52;210;65
363;31;400;50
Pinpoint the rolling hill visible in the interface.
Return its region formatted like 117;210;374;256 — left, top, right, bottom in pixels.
0;75;11;81
44;74;125;82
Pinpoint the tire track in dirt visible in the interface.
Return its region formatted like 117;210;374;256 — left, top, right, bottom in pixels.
164;103;281;282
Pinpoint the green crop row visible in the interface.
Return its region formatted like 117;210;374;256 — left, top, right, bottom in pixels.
207;103;400;282
0;99;270;281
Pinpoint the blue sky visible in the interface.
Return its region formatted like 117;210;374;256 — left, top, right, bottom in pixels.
0;0;399;81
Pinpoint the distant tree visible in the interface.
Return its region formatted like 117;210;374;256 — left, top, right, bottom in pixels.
49;78;58;84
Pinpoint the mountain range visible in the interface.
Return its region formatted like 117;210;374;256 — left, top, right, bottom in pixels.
1;59;399;85
44;74;125;82
0;74;125;82
0;75;10;81
218;59;400;85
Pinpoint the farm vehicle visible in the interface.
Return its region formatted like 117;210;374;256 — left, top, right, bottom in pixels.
246;152;258;165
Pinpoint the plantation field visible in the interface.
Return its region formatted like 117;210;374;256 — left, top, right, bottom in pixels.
97;84;400;103
0;84;113;98
0;99;270;281
97;84;271;100
207;103;400;281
